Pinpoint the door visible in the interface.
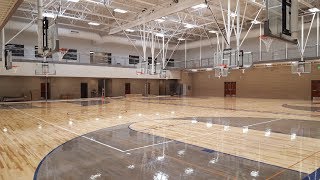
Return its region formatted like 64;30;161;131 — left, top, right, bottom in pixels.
98;79;105;97
147;83;151;95
125;83;131;94
81;83;88;98
41;83;50;99
224;82;236;97
312;80;320;101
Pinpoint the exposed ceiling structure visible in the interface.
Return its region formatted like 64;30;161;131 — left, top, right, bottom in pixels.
8;0;320;44
0;0;23;29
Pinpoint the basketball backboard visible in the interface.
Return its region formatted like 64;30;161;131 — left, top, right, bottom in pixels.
264;0;298;44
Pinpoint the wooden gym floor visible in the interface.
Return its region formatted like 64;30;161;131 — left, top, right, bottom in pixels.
0;97;319;179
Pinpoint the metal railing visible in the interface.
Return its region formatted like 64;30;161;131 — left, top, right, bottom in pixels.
172;44;320;69
1;44;319;70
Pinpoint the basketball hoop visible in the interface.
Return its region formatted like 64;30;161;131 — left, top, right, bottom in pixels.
218;64;228;69
259;35;274;52
136;71;144;75
58;48;69;61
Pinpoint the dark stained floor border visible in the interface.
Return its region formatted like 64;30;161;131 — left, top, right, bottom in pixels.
32;118;309;180
303;168;320;180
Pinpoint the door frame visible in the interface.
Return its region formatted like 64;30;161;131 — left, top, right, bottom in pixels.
125;83;131;94
81;83;88;98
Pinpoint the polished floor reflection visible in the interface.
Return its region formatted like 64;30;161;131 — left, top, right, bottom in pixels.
35;122;307;180
0;97;319;179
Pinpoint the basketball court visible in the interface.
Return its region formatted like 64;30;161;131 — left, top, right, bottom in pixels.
0;0;320;179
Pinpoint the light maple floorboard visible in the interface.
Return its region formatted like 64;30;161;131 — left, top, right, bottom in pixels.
0;97;319;179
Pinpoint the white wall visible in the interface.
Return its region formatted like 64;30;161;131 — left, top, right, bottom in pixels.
0;29;179;66
0;61;181;79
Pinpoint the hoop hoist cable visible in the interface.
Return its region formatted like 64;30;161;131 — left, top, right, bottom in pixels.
204;0;229;46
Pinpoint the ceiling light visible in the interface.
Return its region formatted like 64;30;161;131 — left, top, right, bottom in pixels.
59;14;82;20
88;22;100;26
192;3;207;9
68;0;79;2
308;8;320;13
265;63;272;66
155;33;164;37
155;19;165;23
184;23;197;29
178;38;185;41
209;30;218;34
43;12;55;18
125;29;135;32
230;12;237;18
251;20;261;24
114;8;127;13
85;0;103;4
191;69;197;72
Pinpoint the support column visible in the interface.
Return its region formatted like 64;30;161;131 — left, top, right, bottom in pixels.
317;12;319;57
151;32;155;74
259;23;262;61
162;36;165;69
227;0;231;49
301;15;304;61
184;40;187;68
291;0;299;39
2;29;5;68
37;0;44;55
199;37;202;67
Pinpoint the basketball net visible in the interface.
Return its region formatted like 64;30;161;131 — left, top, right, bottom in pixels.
260;35;274;52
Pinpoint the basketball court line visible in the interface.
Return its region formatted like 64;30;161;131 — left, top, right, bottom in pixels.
124;140;174;152
246;118;283;127
9;106;126;153
266;150;320;180
122;98;320;118
123;117;286;152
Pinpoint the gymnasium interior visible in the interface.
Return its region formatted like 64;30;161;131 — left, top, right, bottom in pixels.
0;0;320;179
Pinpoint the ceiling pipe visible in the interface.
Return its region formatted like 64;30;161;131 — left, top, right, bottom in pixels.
6;20;317;51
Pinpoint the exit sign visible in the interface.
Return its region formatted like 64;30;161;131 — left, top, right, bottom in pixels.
318;65;320;70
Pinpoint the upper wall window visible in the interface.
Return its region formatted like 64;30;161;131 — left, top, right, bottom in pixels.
63;49;77;60
167;58;174;67
148;57;158;65
5;44;24;57
129;55;139;64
